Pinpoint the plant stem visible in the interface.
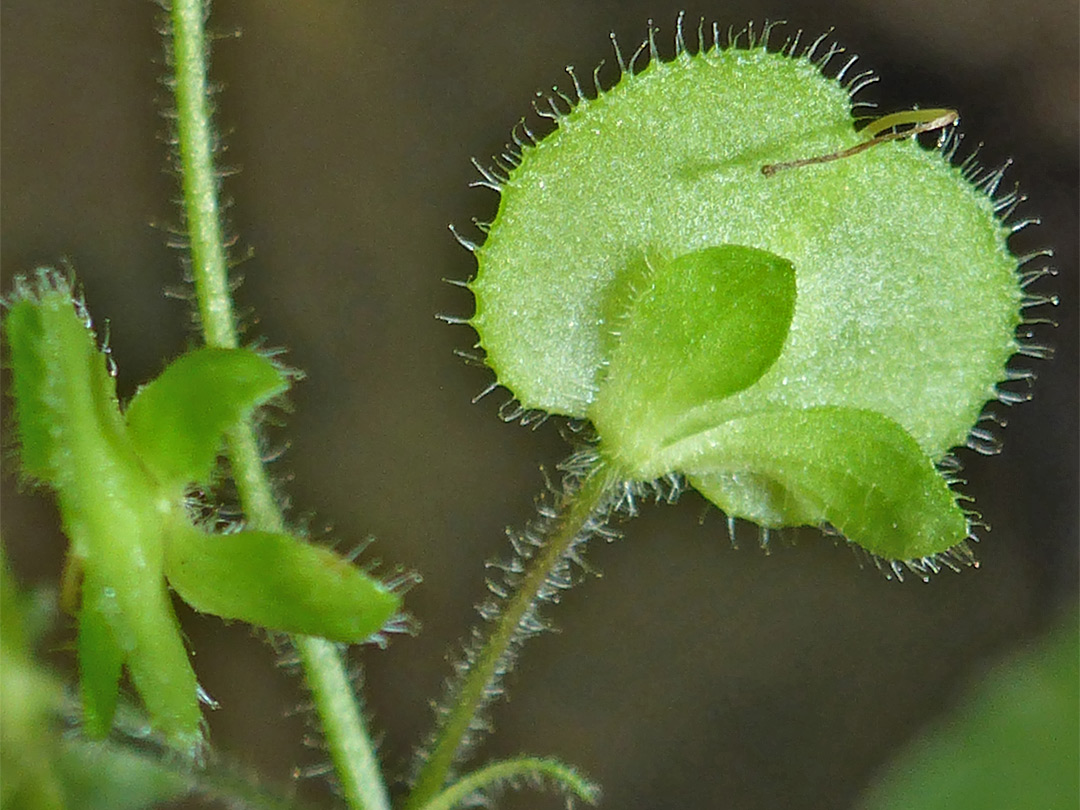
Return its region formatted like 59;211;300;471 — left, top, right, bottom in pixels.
421;757;600;810
169;0;236;351
168;3;390;810
293;635;390;810
405;465;616;810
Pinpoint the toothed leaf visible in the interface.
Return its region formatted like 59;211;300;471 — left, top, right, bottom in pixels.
125;347;289;490
681;407;969;561
164;528;400;643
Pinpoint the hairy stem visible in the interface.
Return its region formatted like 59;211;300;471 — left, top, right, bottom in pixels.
422;757;599;810
294;636;390;810
405;465;616;810
169;0;236;350
168;3;389;810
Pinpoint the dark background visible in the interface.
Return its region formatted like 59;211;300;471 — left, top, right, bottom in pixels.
2;2;1077;809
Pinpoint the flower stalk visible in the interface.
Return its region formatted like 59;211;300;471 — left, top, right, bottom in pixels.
168;3;390;809
406;464;616;809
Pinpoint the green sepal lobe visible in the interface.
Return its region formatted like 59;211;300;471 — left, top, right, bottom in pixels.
164;528;400;643
591;245;796;475
125;347;289;490
77;568;125;738
5;271;128;491
682;407;970;561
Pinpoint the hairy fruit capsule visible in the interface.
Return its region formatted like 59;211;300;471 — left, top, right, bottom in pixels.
462;21;1043;574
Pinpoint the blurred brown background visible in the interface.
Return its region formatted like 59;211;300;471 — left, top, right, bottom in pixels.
2;2;1077;809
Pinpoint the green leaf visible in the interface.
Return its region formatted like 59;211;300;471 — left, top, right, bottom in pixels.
58;737;193;810
677;406;969;561
1;550;67;810
60;471;201;752
164;528;401;643
686;469;824;529
106;562;203;755
77;568;125;738
125;347;289;489
857;609;1079;810
4;287;60;482
590;245;796;475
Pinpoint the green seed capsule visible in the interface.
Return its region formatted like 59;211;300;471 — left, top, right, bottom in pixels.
465;23;1031;570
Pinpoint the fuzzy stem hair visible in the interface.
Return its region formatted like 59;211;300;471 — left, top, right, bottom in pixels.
167;3;390;810
405;463;617;810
